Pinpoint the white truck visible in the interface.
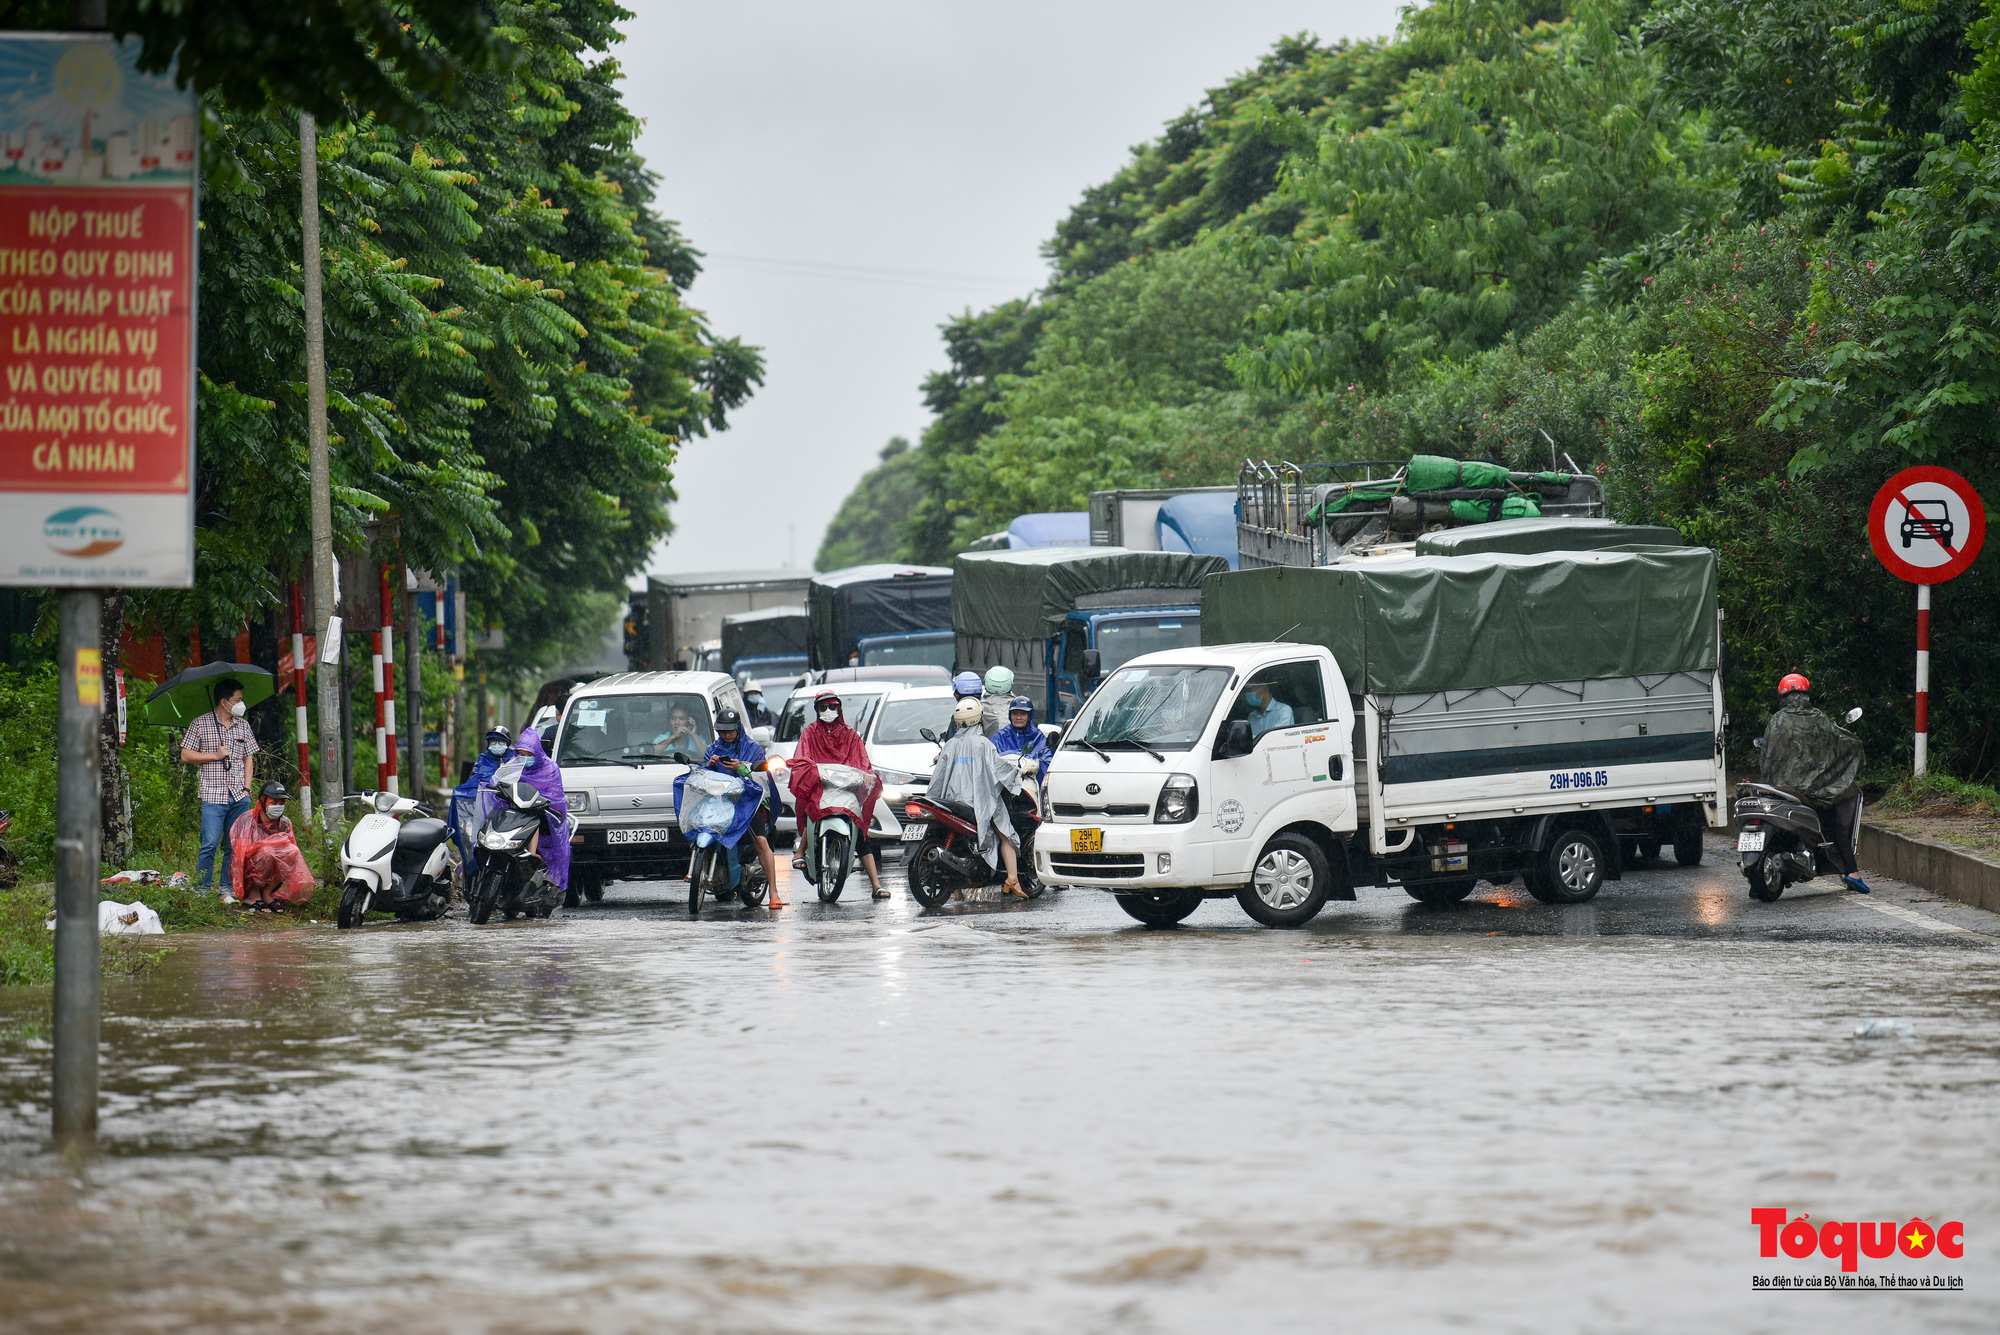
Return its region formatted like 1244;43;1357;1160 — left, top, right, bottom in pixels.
1035;546;1725;927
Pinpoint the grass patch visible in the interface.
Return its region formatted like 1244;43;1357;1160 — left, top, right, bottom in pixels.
1871;770;2000;817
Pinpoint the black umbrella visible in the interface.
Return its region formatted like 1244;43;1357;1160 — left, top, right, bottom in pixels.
143;662;276;728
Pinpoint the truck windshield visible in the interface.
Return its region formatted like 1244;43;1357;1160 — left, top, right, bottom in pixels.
860;634;955;670
559;693;713;765
1069;665;1230;752
1094;615;1201;675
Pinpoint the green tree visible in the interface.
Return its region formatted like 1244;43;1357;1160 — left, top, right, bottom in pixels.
818;437;924;570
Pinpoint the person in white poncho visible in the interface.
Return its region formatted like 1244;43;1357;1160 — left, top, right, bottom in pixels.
926;698;1029;897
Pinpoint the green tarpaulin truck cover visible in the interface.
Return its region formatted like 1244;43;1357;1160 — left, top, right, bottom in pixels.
952;546;1229;641
1201;547;1718;694
1413;516;1685;557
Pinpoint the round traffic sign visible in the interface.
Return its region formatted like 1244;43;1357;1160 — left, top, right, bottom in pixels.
1869;466;1985;584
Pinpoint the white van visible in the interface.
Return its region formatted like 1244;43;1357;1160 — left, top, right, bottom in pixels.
550;669;751;899
1039;641;1722;928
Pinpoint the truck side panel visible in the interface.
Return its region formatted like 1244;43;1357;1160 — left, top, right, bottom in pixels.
954;632;1050;716
1371;672;1721;835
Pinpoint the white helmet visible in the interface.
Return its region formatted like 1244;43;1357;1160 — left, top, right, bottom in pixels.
952;697;983;727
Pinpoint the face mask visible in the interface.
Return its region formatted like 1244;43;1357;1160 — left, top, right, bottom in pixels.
818;709;837;724
488;742;508;757
230;700;247;718
746;695;762;707
266;803;286;820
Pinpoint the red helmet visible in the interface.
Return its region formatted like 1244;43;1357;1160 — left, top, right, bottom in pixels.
1778;673;1810;696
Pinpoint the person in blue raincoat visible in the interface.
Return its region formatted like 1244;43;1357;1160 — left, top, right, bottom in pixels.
991;695;1052;784
673;708;784;906
450;725;515;863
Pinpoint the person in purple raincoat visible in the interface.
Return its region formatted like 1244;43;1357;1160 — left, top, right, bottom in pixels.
504;727;572;891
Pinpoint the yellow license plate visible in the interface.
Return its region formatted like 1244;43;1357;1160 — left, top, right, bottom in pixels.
1071;828;1102;854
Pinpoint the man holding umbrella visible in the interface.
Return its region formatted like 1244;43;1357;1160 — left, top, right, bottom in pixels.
180;678;261;900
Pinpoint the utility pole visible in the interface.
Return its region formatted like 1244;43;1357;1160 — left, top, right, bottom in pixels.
302;112;342;823
53;0;109;1157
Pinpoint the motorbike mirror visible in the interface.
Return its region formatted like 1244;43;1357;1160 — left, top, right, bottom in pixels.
751;725;774;745
920;727;940;743
1845;707;1864;724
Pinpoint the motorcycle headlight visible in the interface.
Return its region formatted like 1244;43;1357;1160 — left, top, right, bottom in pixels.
479;828;521;850
1154;773;1198;825
374;790;398;814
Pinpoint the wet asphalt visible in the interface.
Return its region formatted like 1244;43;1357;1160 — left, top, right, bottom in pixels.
0;831;1995;1333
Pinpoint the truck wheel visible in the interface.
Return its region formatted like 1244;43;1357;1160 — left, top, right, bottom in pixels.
1403;877;1475;905
1237;833;1331;928
1637;839;1662;863
1673;814;1704;867
1117;890;1203;927
1526;826;1606;904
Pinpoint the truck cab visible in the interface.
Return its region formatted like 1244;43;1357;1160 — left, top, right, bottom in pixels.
1049;606;1202;720
1039;642;1356;926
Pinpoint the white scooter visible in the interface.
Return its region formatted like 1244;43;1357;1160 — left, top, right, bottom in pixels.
337;790;454;929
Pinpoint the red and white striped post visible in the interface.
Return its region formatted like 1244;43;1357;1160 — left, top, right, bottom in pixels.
372;631;387;791
1915;584;1931;776
289;580;312;820
379;564;399;796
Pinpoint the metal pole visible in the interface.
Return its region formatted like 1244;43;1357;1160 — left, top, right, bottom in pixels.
1915;583;1931;776
379;565;398;796
302;112;342;824
289;580;312;819
406;575;422;797
53;591;103;1153
372;631;387;791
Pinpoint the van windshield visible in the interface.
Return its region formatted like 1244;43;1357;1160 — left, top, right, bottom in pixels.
1068;664;1230;752
558;693;713;765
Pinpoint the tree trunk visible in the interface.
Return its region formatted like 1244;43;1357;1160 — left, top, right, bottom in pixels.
98;590;130;867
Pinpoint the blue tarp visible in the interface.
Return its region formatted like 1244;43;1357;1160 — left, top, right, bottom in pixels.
1157;492;1239;569
1007;512;1089;548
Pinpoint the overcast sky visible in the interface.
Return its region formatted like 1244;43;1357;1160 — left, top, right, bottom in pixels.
621;0;1405;579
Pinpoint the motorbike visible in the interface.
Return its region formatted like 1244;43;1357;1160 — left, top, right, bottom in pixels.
788;759;873;902
337;790;454;929
678;768;770;914
467;769;571;924
1735;707;1864;902
904;729;1044;909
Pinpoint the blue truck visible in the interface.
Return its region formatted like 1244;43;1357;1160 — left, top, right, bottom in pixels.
950;546;1228;722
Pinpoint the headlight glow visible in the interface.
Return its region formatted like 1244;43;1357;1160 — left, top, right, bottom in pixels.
1154;774;1199;825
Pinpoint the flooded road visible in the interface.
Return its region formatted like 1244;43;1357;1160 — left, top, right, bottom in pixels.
3;835;1997;1333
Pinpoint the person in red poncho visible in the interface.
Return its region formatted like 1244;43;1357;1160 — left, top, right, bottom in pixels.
786;691;887;898
228;781;317;911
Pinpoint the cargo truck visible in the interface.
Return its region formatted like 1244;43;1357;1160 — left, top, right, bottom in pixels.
807;564;954;671
721;604;809;677
638;570;812;672
952;547;1227;722
1034;546;1725;927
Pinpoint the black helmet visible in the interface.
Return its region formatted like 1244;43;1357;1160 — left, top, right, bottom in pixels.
259;780;289;802
716;707;742;731
484;724;512;743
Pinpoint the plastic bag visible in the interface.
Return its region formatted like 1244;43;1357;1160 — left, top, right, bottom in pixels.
683;770;745;834
45;900;167;935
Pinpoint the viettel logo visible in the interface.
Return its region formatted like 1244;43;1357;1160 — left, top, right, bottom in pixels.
1753;1209;1964;1272
43;505;124;558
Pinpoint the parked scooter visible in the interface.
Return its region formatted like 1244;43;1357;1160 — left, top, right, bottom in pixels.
904;728;1044;909
678;768;770;913
467;769;570;924
788;759;872;902
1735;707;1864;902
337;790;453;929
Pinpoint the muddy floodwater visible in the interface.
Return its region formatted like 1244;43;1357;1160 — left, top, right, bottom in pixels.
3;844;1998;1333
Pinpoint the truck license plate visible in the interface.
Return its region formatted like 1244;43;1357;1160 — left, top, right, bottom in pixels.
1736;830;1765;852
899;822;928;842
607;827;672;845
1071;828;1102;854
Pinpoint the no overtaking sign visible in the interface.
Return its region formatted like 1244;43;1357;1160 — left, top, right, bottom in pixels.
1868;466;1986;775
